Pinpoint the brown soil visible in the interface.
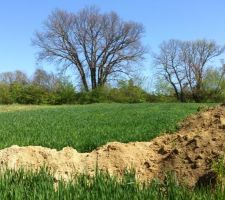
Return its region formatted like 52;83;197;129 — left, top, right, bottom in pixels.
0;104;225;187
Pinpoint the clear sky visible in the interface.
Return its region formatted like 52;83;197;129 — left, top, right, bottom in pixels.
0;0;225;88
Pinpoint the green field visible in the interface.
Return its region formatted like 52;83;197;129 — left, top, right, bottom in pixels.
0;103;212;152
0;103;223;199
1;169;224;200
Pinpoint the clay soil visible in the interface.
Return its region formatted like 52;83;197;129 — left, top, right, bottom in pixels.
0;104;225;187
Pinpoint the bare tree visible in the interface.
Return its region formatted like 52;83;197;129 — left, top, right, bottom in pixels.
32;68;55;89
32;7;146;91
32;68;67;92
154;40;187;102
180;40;225;101
0;70;28;85
154;39;225;102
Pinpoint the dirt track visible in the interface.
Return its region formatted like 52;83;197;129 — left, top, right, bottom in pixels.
0;104;225;187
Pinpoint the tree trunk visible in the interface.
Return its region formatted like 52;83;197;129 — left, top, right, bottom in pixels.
90;68;97;90
81;75;89;92
179;91;186;102
170;82;180;101
193;78;203;102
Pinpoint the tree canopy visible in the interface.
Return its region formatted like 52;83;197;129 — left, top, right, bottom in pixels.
33;7;146;91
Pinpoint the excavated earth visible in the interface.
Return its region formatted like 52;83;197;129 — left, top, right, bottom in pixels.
0;104;225;187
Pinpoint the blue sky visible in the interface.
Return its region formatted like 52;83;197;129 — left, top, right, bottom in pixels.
0;0;225;88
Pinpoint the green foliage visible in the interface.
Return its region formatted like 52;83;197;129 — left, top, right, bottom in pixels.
49;80;76;105
0;70;77;105
1;68;225;104
0;81;76;105
75;86;111;104
10;83;24;103
202;67;225;102
0;75;181;105
212;156;225;186
0;83;13;104
108;80;148;103
0;103;214;152
75;80;149;104
0;168;225;200
154;66;225;103
18;84;48;104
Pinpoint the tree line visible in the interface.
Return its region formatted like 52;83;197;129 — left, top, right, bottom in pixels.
1;6;225;104
0;66;224;104
0;69;76;104
0;69;151;104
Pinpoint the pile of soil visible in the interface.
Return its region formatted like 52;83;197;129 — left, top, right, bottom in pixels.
0;104;225;187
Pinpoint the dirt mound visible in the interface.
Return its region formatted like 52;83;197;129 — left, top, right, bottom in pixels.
0;104;225;187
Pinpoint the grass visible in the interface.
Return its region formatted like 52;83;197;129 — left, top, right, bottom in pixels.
0;169;224;200
0;104;45;112
0;103;214;152
0;103;220;199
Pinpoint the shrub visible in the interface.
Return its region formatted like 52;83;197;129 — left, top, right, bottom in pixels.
49;80;76;105
17;84;48;104
0;83;13;104
108;80;148;103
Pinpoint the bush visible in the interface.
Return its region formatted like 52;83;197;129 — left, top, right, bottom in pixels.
14;84;48;104
49;80;76;105
75;86;111;104
108;80;148;103
0;83;13;104
74;81;149;104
